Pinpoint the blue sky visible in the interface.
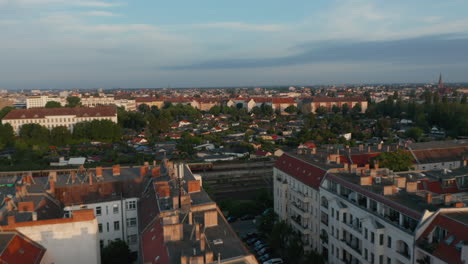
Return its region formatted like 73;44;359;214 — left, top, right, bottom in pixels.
0;0;468;89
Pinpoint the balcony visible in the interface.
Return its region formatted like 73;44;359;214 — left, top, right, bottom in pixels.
290;188;312;202
290;216;311;234
290;202;308;217
397;249;411;260
341;239;362;255
344;221;362;234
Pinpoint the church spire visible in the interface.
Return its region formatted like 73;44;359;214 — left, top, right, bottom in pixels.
438;73;443;89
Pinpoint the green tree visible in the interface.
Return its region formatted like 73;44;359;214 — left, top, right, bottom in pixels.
50;126;72;146
138;103;150;113
0;106;14;120
352;103;362;113
461;94;467;104
45;101;62;108
19;124;50;145
100;240;133;264
284;105;299;114
66;96;81;107
0;123;14;149
405;127;424;141
332;105;340;114
341;103;350;115
373;150;414;172
315;106;327;115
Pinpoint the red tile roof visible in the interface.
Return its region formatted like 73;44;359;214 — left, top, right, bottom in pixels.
418;179;467;194
311;96;366;103
3;106;117;120
0;231;46;264
141;219;170;264
272;98;296;104
274;153;327;189
418;212;468;264
135;97;163;102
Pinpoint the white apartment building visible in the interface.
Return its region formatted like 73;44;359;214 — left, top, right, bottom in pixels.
320;171;419;264
273;153;328;252
3;209;101;264
1;106;117;133
274;152;468;264
26;95;65;108
64;197;140;252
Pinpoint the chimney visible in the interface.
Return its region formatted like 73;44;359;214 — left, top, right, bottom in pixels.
426;193;432;204
49;171;57;182
205;252;214;263
88;171;93;186
152;167;161;178
140;166;147;177
374;162;379;169
383;185;397;195
195;224;200;240
386;145;390;152
71;171;76;183
359;144;364;152
368;146;371;153
444;194;453;206
378;144;382;150
32;211;37;221
7;216;15;226
96;167;103;177
189;211;193;225
312;147;316;154
406;182;418;192
48;179;55;195
200;233;206;251
112;165;121;176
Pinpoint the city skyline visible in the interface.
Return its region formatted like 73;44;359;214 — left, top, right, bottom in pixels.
1;0;468;89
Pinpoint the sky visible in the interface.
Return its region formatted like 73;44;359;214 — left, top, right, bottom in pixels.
1;0;468;89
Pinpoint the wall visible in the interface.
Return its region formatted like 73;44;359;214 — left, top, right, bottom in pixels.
15;219;100;264
64;197;140;252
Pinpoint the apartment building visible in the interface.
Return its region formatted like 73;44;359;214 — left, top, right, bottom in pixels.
0;174;100;264
51;165;151;253
26;95;65;108
273;153;332;252
274;152;468;264
140;161;257;264
301;96;368;114
1;106;117;133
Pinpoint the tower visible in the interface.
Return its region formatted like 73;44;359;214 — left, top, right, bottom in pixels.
438;73;443;90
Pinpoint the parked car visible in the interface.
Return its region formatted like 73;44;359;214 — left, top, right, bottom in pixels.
227;216;238;223
257;247;270;255
253;240;263;247
241;214;255;220
247;238;258;245
254;243;266;251
263;258;284;264
259;254;272;262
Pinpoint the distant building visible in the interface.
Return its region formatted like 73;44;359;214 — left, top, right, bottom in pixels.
301;96;368;114
2;106;117;134
140;162;257;264
26;96;64;109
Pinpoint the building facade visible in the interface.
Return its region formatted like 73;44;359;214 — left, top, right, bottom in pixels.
64;197;140;252
1;106;118;133
26;96;64;109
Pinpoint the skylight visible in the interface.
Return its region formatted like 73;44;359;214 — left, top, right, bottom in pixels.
445;235;456;245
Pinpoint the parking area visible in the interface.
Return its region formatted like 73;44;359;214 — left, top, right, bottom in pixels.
230;218;283;264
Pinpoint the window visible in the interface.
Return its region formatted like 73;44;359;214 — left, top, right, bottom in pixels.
127;217;137;227
387;236;392;248
96;206;102;216
380;234;384;245
331;208;334;218
126;201;136;210
371;253;375;264
379;255;383;264
114;221;120;231
113;204;119;214
365;228;368;239
364;248;368;260
371;232;375;244
336;212;339;221
127;234;137;245
100;240;104;248
107;222;109;232
98;223;103;233
387;257;391;264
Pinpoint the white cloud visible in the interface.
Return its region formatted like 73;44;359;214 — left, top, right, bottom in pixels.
2;0;122;7
83;11;120;17
193;22;286;32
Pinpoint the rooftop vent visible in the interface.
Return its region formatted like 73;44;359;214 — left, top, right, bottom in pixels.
213;239;223;245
